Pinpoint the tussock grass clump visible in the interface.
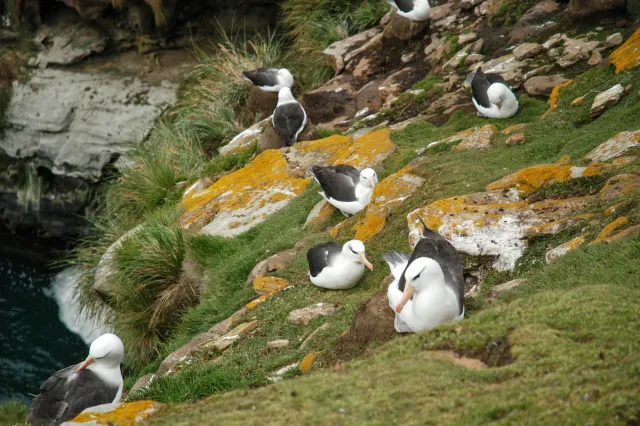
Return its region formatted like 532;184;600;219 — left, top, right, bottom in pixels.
0;400;29;425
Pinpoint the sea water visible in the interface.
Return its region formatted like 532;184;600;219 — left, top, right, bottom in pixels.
0;256;107;402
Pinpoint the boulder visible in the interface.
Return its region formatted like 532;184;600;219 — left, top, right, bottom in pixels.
545;235;587;263
246;246;303;285
267;339;290;349
129;374;155;397
220;117;271;156
258;120;317;151
567;0;625;15
590;84;625;118
604;32;624;48
513;43;544;60
609;29;640;74
305;199;337;226
585;130;640;162
252;276;290;296
380;67;425;94
592;217;629;243
424;33;449;66
488;279;529;297
557;37;600;68
355;80;384;113
458;32;478;46
383;13;429;41
300;75;357;124
179;129;396;237
323;28;382;73
430;3;459;21
61;401;163;426
508;0;560;43
288;303;339;326
588;50;603;66
33;21;108;67
524;75;569;97
243;86;278;121
506;133;526;145
598;174;640;201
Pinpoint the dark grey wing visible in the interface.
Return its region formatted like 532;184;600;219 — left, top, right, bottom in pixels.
411;220;465;315
273;102;305;146
310;165;359;202
486;73;507;86
307;242;342;277
470;67;492;109
392;0;415;12
241;67;279;87
27;366;119;426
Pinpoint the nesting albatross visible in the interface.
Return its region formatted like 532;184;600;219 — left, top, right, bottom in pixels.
307;240;374;290
383;217;464;333
241;67;294;92
26;333;125;426
467;67;519;119
387;0;431;21
272;87;307;147
309;165;378;216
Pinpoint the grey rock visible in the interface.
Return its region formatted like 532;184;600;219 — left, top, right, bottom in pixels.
488;279;529;297
1;69;177;181
524;74;569;97
267;339;290;349
604;32;623;47
33;21;108;67
288;303;339;326
590;84;625;118
323;28;381;74
513;43;543;60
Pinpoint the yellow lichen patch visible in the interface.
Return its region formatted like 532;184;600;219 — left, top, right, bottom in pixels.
68;401;163;425
253;276;290;296
295;128;396;169
609;28;640;74
487;164;573;193
501;123;528;135
179;149;310;234
306;200;337;226
585;130;640;163
556;155;571;165
592;217;629;244
352;211;386;242
546;235;587;263
525;214;594;237
300;352;321;373
571;96;585;106
604;202;625;217
599;173;640;201
329;220;350;239
546;79;573;114
246;292;277;310
601;224;640;243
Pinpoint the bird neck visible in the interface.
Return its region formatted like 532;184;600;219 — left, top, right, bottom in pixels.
88;363;123;386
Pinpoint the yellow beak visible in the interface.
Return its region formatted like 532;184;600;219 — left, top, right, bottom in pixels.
370;178;376;187
360;254;374;271
395;282;416;313
76;355;94;372
496;102;503;110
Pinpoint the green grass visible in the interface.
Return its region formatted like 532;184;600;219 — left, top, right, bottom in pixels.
488;0;539;28
0;400;29;425
148;238;640;425
411;74;442;91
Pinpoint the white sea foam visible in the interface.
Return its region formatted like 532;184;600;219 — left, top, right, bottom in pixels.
51;268;111;345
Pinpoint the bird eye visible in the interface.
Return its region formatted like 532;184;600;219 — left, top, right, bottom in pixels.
350;248;357;254
413;273;421;281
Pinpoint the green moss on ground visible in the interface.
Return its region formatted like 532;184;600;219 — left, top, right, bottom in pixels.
0;400;29;425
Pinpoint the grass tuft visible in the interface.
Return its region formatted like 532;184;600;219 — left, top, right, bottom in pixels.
0;400;28;425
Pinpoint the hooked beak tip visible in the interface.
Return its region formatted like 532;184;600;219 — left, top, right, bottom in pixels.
360;255;374;271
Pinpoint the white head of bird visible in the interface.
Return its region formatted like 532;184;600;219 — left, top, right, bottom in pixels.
278;68;294;89
487;84;511;111
359;168;378;189
395;257;445;313
277;87;295;105
76;333;125;372
343;240;374;271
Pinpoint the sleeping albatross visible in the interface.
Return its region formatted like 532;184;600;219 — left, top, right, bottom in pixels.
309;165;378;216
307;240;374;290
466;67;518;118
387;0;431;21
383;217;464;332
26;333;125;426
241;67;294;92
272;87;307;147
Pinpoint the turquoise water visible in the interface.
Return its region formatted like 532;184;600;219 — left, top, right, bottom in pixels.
0;255;87;402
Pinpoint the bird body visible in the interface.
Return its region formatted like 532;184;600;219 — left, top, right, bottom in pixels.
383;219;464;333
27;333;125;426
307;240;373;290
387;0;431;21
272;87;307;147
241;67;294;92
309;165;378;216
467;67;518;118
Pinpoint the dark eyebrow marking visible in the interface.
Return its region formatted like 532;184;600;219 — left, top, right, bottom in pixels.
94;351;112;360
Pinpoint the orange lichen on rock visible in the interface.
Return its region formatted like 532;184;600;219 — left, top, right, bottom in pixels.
525;214;594;237
452;125;498;150
599;173;640;201
305;200;337;226
604;202;625;216
609;28;640;74
179;149;311;236
546;235;587;263
501;123;528;135
67;401;163;425
585;130;640;163
592;217;629;244
546;79;573;114
601;224;640;243
246;292;278;310
300;352;321;373
253;276;290;295
352;211;387;242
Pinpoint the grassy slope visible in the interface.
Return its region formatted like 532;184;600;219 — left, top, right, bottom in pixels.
126;61;640;425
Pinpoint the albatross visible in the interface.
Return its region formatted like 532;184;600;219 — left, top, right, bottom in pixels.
241;67;294;92
26;333;125;426
387;0;431;21
466;66;519;119
272;87;307;147
383;217;464;332
309;165;378;216
307;240;374;290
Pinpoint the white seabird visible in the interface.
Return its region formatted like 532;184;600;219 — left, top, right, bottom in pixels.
307;240;374;290
466;67;519;119
272;87;307;147
383;217;464;333
309;165;378;216
241;67;294;92
26;333;125;426
387;0;431;21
